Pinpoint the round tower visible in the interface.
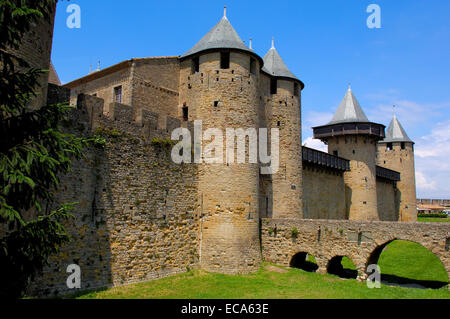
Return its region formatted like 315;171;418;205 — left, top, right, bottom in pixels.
8;2;57;109
261;39;304;219
313;87;385;221
178;8;263;274
377;115;417;222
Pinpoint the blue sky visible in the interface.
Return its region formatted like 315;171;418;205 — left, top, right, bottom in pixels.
51;0;450;198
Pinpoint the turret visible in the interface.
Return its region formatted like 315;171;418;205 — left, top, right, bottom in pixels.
8;3;57;109
261;39;304;219
377;115;417;221
313;87;385;221
178;8;263;274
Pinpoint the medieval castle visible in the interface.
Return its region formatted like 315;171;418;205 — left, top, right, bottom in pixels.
8;5;449;296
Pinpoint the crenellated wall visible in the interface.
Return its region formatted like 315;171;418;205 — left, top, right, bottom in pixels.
28;93;201;296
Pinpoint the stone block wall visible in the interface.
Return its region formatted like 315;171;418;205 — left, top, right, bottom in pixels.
28;93;200;296
7;3;56;109
261;218;450;281
302;165;347;219
68;64;133;108
376;178;399;221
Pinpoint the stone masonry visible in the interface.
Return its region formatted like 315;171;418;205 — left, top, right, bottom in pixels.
5;5;448;295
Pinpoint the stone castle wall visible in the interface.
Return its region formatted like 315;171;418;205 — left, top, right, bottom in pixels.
376;178;399;221
302;165;347;220
68;65;133;109
7;3;56;109
28;94;201;296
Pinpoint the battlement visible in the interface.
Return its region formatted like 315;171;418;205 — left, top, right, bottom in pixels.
68;92;190;140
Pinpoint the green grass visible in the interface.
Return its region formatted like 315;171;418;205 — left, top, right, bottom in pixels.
72;240;449;299
72;263;449;299
69;240;449;299
418;217;450;223
377;240;448;283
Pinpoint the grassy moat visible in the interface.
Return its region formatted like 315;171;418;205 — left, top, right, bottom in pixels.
71;239;449;299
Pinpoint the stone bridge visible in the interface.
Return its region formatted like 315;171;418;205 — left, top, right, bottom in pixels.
261;219;450;282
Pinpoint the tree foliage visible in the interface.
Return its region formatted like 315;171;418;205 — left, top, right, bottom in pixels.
0;0;88;298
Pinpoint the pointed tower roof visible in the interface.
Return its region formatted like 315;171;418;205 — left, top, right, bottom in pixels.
262;38;299;82
381;115;414;143
180;8;255;59
48;62;61;85
313;86;385;141
328;86;370;124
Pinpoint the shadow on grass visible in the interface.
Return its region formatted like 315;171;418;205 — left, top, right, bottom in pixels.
381;274;449;289
290;252;319;273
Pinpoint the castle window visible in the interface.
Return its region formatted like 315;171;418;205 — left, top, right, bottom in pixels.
182;106;188;121
220;51;230;69
294;82;299;96
270;78;277;94
214;101;219;107
277;121;280;127
250;57;256;75
333;150;338;157
114;86;122;103
191;57;199;74
401;142;405;150
387;142;393;151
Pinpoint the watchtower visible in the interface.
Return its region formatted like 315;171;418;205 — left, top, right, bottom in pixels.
261;39;304;219
377;115;417;221
313;87;385;220
178;8;263;274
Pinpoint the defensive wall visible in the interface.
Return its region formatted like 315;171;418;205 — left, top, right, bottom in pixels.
28;92;201;296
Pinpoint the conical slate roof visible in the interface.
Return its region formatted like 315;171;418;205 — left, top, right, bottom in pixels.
328;87;370;124
262;39;299;81
180;11;254;59
380;115;413;143
48;62;61;85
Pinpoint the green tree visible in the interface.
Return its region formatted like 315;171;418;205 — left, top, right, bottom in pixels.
0;0;87;298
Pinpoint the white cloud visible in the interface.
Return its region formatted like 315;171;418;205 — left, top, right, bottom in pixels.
414;120;450;198
415;171;437;192
302;137;327;152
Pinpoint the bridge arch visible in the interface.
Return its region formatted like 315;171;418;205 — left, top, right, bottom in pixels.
327;255;358;279
365;239;449;289
289;251;319;272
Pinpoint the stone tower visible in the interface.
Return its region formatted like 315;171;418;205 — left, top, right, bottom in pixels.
262;39;304;219
178;9;263;274
8;2;57;109
377;115;417;222
313;87;385;221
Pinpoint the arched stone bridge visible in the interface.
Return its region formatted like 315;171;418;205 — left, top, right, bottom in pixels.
261;219;450;282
